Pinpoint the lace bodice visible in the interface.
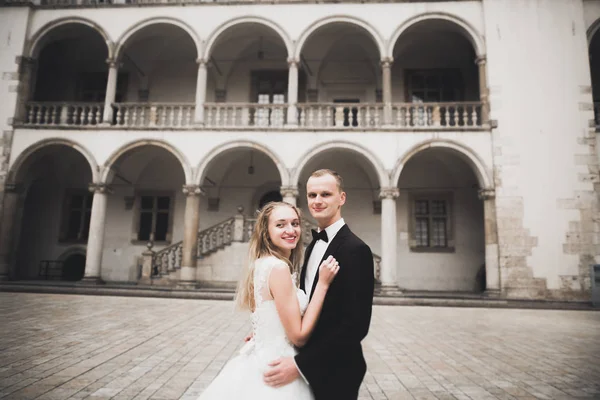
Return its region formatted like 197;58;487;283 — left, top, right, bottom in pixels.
241;256;308;365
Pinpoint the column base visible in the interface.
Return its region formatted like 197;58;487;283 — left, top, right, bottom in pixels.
176;280;198;290
79;276;104;285
377;284;403;296
484;288;502;298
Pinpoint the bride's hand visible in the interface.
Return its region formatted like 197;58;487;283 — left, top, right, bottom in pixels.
318;256;340;288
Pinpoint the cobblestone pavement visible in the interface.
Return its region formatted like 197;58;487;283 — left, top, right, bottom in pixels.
0;293;599;400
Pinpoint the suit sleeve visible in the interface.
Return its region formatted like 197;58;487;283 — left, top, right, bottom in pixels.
294;242;374;383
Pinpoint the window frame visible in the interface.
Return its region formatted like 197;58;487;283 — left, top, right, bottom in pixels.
408;191;455;253
131;191;175;245
59;189;93;244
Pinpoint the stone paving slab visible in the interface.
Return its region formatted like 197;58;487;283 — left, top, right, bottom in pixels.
0;293;599;400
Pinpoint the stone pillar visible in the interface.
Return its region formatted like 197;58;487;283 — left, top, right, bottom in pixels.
15;57;37;123
476;56;490;125
0;184;21;280
287;58;299;126
379;187;399;290
179;185;203;287
280;186;299;207
139;243;155;285
83;183;111;283
102;59;118;125
194;59;208;125
381;58;393;126
479;188;500;295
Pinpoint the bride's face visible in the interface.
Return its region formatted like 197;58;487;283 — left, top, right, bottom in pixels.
268;205;301;257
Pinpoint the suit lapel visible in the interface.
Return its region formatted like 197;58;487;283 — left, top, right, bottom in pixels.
309;224;350;301
300;240;316;292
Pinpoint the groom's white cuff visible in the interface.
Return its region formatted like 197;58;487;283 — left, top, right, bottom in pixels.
293;358;309;385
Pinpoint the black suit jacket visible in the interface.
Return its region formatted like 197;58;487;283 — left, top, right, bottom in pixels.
295;224;375;400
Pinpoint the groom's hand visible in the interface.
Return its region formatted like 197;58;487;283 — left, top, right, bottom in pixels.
263;357;299;387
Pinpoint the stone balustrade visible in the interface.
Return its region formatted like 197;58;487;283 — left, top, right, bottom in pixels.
25;102;103;126
21;101;487;130
2;0;414;7
113;103;195;128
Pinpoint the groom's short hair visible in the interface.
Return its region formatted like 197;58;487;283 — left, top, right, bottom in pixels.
309;169;344;192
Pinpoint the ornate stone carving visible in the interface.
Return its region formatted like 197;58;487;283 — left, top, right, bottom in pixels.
287;58;299;68
182;185;204;197
379;187;399;200
380;57;393;69
196;58;207;67
280;186;299;198
478;188;495;200
88;183;112;194
475;55;487;65
105;58;118;69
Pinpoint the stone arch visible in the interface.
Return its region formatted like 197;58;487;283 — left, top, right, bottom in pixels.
391;139;492;189
588;17;600;45
203;16;293;61
388;12;485;58
7;138;99;184
196;141;289;186
294;16;385;60
291;141;389;188
101;139;192;184
114;17;201;61
27;17;113;59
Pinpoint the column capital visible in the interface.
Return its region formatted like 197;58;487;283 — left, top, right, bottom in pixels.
16;56;36;67
280;186;299;198
88;183;113;194
196;58;207;67
182;184;205;197
106;58;118;69
287;58;300;68
379;187;399;199
478;187;495;200
475;55;487;65
380;57;394;68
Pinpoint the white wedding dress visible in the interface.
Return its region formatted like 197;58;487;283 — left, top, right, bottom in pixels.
197;256;315;400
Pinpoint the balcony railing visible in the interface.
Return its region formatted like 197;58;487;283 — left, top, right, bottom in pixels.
20;101;487;130
113;103;195;128
25;102;103;127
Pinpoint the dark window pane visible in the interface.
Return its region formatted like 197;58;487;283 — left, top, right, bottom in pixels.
157;196;170;210
432;218;447;247
155;213;169;241
139;212;153;241
141;196;154;210
415;217;429;247
415;200;429;215
67;211;82;240
431;200;446;215
70;195;83;209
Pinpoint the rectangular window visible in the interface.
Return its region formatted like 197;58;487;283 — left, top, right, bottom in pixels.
61;191;93;242
406;69;463;103
136;194;172;242
411;194;453;251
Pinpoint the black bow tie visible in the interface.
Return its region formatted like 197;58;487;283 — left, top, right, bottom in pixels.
311;229;329;243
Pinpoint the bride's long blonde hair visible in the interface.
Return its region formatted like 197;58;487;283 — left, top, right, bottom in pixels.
235;202;304;312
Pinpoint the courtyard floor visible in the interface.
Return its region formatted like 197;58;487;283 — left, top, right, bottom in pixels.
0;293;599;400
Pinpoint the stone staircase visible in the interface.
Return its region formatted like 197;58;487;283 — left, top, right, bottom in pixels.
140;211;381;287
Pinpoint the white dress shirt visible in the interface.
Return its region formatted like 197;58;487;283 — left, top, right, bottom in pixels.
304;218;345;298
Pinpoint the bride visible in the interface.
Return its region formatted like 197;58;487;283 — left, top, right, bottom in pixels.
197;201;339;399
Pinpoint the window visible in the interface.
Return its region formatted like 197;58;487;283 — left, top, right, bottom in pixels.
60;191;93;242
406;69;463;103
410;193;454;252
135;193;173;242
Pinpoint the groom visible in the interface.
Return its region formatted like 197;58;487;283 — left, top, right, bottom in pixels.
264;169;375;399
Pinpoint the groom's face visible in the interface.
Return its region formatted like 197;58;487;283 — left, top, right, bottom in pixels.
306;174;346;228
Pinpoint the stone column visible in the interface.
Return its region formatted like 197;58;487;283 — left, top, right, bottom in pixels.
286;58;299;126
83;183;111;283
280;186;299;207
379;187;399;290
381;58;393;126
478;188;500;295
476;56;490;125
194;59;208;125
102;59;119;125
179;185;203;287
0;184;21;280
